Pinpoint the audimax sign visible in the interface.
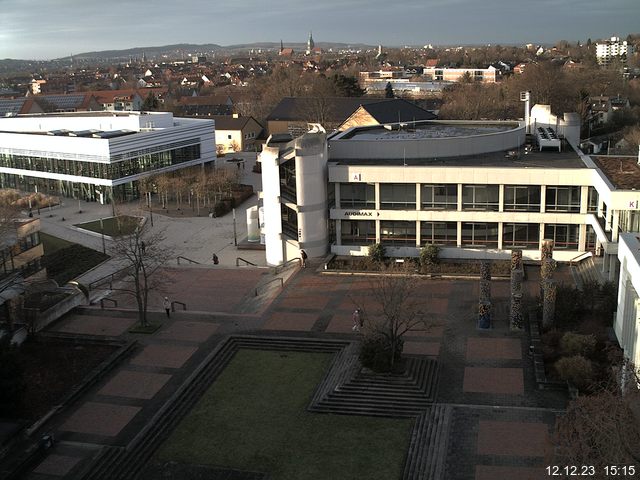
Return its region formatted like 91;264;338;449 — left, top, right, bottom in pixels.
344;211;380;217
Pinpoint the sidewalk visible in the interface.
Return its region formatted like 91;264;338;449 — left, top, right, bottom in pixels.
36;153;267;286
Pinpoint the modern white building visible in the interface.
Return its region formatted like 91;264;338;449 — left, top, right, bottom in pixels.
422;66;498;83
0;111;215;203
257;106;640;281
615;233;640;367
596;36;634;66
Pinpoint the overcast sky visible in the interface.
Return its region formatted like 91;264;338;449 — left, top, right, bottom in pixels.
1;0;639;60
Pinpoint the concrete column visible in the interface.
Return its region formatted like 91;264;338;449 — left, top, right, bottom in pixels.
609;254;619;283
540;185;546;213
612;210;620;242
538;223;545;253
457;184;463;211
597;199;604;217
415;183;421;211
334;183;341;208
605;204;613;231
375;183;380;210
497;222;504;250
578;223;587;252
335;219;342;246
498;185;504;213
416;220;421;247
375;219;381;243
602;252;610;276
580;185;589;214
457;221;462;247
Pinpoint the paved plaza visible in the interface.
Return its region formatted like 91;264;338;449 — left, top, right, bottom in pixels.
16;177;571;478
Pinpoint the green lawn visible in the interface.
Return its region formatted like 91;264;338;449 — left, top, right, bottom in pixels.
40;232;73;255
40;232;109;284
155;349;413;480
74;215;140;237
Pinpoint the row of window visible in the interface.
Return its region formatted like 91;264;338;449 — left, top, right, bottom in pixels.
339;183;599;213
0;144;201;181
340;220;584;249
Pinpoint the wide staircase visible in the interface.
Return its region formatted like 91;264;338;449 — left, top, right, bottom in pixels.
308;344;440;417
402;405;452;480
570;254;603;289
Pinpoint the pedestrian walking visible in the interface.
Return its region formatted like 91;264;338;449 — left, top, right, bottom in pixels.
163;296;171;318
212;253;219;265
352;308;362;332
300;249;308;268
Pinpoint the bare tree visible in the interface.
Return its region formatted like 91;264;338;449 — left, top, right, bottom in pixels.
357;264;435;370
110;219;174;327
553;364;640;476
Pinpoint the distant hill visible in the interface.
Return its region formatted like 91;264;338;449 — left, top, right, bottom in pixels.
61;41;376;61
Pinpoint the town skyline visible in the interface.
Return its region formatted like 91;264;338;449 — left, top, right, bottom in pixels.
2;0;639;61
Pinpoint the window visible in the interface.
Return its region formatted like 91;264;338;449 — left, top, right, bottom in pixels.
587;187;598;214
341;220;376;245
545;186;581;213
380;184;416;210
502;223;540;249
421;184;457;210
461;222;499;248
619;210;640;233
340;183;375;209
227;134;232;139
279;159;296;201
380;221;416;246
586;225;597;251
462;185;499;211
504;185;541;212
281;204;298;240
420;221;457;245
544;224;579;249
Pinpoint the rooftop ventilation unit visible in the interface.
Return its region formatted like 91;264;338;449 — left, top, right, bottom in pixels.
535;126;561;151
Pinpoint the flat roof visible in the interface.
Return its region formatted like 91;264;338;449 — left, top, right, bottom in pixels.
592;156;640;190
329;144;587;169
337;121;518;141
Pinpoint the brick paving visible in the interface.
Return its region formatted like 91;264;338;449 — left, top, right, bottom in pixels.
98;370;172;400
463;367;524;395
476;420;550;457
32;454;82;476
475;465;545;480
130;344;198;369
18;262;571;479
60;402;141;437
466;338;522;360
156;320;219;342
262;311;319;331
49;314;136;336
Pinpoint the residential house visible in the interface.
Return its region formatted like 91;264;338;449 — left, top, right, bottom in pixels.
174;95;234;116
212;114;263;153
338;99;437;131
266;97;434;137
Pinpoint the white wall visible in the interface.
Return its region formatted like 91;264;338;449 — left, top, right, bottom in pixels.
616;234;640;365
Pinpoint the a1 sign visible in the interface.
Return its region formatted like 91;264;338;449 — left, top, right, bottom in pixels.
352;173;362;181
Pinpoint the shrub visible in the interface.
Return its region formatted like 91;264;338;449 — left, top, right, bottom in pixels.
554;355;594;390
419;243;440;267
367;243;386;263
359;335;403;373
0;339;26;416
560;332;597;357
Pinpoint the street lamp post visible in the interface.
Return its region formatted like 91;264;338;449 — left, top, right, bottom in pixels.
100;218;106;254
233;208;237;246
